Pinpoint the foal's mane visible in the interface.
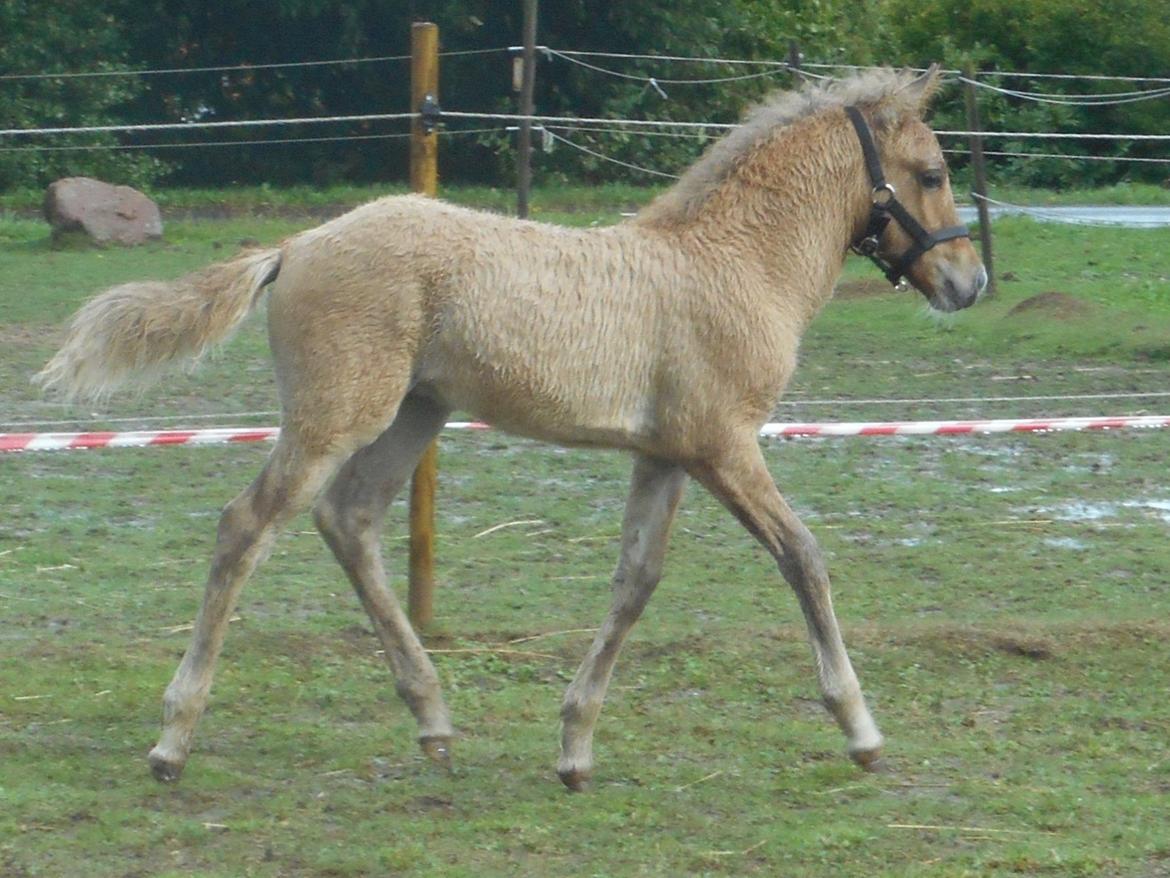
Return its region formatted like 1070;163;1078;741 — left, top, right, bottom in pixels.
638;68;931;225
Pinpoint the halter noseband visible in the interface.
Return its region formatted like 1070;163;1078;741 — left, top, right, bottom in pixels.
844;105;970;288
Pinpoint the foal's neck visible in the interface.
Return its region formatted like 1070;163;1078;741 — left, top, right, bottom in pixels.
662;112;870;330
738;114;867;311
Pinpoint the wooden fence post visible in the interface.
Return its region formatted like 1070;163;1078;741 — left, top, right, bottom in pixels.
408;21;439;629
787;40;803;80
515;0;538;218
963;63;996;297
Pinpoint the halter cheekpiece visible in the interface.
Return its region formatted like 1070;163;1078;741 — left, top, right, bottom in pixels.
844;105;970;288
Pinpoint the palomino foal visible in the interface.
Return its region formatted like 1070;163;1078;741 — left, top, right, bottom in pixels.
38;67;985;789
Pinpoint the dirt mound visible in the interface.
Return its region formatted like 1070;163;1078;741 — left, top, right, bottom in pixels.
1005;291;1092;320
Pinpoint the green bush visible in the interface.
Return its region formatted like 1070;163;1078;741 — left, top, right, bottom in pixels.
886;0;1170;188
0;1;166;189
2;0;1166;190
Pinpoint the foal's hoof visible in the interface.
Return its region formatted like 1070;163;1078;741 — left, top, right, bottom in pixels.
849;744;885;772
148;747;186;784
419;735;453;770
557;767;592;793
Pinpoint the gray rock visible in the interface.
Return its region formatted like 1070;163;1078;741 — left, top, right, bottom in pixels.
43;177;163;246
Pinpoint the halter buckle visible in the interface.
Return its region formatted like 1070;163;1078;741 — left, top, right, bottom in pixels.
853;235;881;257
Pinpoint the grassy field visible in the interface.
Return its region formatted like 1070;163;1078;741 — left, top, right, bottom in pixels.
4;179;1170;218
2;190;1170;877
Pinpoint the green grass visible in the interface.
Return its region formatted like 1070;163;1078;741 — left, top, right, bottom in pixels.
0;181;658;223
5;178;1167;217
967;181;1170;208
2;195;1170;877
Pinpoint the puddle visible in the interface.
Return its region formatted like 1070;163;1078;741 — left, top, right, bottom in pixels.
951;444;1024;462
1123;499;1170;523
1061;453;1118;475
1052;501;1118;521
1037;499;1170;523
1044;537;1088;551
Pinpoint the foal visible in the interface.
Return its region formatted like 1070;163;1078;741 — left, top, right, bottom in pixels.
38;67;985;789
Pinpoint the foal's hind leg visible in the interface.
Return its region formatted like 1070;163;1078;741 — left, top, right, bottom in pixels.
558;455;687;790
148;436;349;782
312;394;455;765
688;433;883;768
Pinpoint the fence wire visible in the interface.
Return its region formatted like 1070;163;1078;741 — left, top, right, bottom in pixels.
0;47;505;82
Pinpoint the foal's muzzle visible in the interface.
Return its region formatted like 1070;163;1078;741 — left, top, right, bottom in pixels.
928;262;988;313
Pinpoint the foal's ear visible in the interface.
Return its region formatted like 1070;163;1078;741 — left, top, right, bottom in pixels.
905;63;943;110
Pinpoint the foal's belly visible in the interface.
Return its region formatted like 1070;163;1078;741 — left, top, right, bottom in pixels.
419;363;655;451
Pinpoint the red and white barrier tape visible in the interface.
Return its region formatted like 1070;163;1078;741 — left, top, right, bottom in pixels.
1;426;282;453
3;416;1169;454
0;422;484;453
759;415;1170;437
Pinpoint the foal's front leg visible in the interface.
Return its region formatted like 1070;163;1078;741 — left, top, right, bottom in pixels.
558;455;687;790
689;434;884;768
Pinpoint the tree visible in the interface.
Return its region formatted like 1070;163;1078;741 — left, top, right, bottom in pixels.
884;0;1170;186
9;0;1161;190
101;0;910;187
0;0;163;189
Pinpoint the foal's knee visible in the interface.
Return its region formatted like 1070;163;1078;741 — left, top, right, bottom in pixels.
311;496;341;541
605;565;661;631
312;493;375;545
207;494;273;576
216;494;256;543
617;552;665;594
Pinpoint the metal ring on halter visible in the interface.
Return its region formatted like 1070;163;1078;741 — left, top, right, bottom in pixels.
855;235;881;257
871;183;896;206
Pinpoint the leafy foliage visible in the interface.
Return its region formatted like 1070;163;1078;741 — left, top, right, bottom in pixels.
0;0;165;189
1;0;1167;190
888;0;1170;188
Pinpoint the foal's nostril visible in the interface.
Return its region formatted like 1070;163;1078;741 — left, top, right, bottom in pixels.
943;263;988;311
936;266;984;312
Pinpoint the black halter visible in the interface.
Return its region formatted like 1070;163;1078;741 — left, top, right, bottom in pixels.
844;105;970;288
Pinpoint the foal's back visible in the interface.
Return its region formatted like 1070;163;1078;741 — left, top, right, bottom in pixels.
271;195;705;450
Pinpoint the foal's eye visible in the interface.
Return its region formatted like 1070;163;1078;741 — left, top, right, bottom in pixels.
920;170;945;190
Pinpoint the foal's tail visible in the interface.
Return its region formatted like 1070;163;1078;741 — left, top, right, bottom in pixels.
35;248;282;401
